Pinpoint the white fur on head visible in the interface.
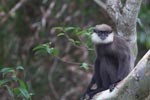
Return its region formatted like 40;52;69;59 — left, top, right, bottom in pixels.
91;32;114;44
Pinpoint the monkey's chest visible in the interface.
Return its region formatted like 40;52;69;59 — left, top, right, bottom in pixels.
100;55;118;75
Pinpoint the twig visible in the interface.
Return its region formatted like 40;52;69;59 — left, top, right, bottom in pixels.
0;0;27;26
94;0;107;10
61;87;81;100
48;59;59;100
56;4;67;19
54;56;93;68
41;1;56;27
64;32;84;49
64;32;93;51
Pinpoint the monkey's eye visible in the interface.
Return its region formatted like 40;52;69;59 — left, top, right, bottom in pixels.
103;31;109;34
100;31;106;34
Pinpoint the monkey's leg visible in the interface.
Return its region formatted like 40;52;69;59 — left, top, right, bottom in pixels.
88;87;106;99
87;76;104;97
81;75;96;100
109;55;130;92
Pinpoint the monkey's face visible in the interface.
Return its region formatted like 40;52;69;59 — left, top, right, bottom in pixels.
91;29;114;44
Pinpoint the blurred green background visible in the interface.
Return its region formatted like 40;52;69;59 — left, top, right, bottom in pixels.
0;0;150;100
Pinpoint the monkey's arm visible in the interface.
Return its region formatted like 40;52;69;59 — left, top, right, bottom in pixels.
82;58;100;99
109;53;130;92
82;73;96;100
84;57;100;92
117;53;130;81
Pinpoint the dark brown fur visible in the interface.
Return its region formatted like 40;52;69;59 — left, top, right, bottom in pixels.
82;35;131;100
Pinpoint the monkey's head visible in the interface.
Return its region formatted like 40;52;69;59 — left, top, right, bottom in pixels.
91;24;114;44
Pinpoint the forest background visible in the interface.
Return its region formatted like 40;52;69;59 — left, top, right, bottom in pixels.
0;0;150;100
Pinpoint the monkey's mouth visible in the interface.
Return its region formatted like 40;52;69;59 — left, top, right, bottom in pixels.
99;36;106;40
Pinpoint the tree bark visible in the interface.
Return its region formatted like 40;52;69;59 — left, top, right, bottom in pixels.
92;50;150;100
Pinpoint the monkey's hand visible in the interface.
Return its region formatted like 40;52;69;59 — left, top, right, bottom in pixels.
109;80;121;92
81;92;94;100
109;83;117;92
109;84;115;92
81;94;89;100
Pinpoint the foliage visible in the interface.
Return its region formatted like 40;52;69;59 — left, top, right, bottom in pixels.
80;62;89;70
33;42;59;56
0;66;33;100
54;26;94;50
33;26;94;70
138;4;150;49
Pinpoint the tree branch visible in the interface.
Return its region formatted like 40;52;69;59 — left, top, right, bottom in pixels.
48;59;59;100
92;50;150;100
106;0;122;22
123;0;143;25
93;0;107;10
0;0;27;26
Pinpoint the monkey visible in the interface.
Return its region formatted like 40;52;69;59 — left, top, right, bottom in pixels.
82;24;131;100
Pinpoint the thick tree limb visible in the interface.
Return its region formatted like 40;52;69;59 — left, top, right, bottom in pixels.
106;0;122;22
123;0;143;25
92;50;150;100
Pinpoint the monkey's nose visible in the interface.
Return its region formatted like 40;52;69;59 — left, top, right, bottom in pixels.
100;36;106;40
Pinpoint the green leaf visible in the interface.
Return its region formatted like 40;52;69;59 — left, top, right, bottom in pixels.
87;27;94;31
146;39;150;48
51;48;59;55
57;33;65;37
80;63;89;70
69;39;75;43
33;42;59;56
74;27;80;33
11;75;18;82
32;45;45;51
64;27;76;31
19;80;27;89
18;87;30;99
0;79;11;86
42;42;50;47
16;66;24;70
5;85;14;98
34;49;47;55
13;88;20;96
46;47;52;54
0;68;15;77
75;41;80;44
52;27;63;31
76;30;87;35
